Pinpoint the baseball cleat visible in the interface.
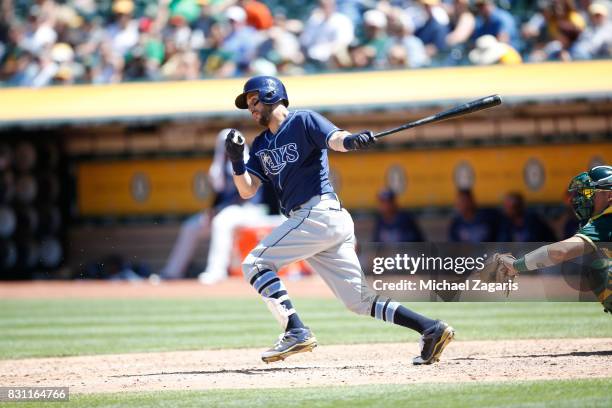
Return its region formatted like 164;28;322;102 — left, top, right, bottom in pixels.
261;327;317;363
412;320;455;365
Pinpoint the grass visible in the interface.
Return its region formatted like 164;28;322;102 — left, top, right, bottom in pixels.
3;378;611;408
1;299;611;359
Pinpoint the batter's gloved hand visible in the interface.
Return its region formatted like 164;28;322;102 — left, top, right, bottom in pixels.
343;130;376;151
225;129;244;162
225;129;246;175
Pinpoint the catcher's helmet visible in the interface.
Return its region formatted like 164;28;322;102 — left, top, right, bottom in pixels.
588;165;612;190
568;165;612;223
235;76;289;110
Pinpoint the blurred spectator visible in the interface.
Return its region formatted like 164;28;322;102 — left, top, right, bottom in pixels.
373;189;425;243
160;38;201;80
522;1;550;51
348;9;391;68
386;7;429;68
446;0;476;47
21;6;57;56
160;128;282;283
415;0;450;59
300;0;354;68
201;20;236;77
0;1;11;58
0;0;610;87
221;5;261;74
469;34;522;64
497;192;557;241
90;40;124;84
240;0;274;30
472;0;521;50
525;0;586;61
449;189;499;242
255;19;305;75
105;0;140;57
161;129;266;282
572;2;612;59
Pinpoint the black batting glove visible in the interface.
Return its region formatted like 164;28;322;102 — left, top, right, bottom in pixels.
225;130;244;163
225;129;246;175
343;130;376;151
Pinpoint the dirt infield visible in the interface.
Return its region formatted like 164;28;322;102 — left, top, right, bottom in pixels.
1;338;611;394
0;277;335;299
1;280;610;394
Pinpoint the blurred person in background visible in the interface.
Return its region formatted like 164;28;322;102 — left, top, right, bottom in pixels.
572;2;612;59
90;40;124;83
444;0;475;63
239;0;274;31
300;0;354;70
0;1;11;62
522;0;552;55
255;17;305;76
468;33;522;64
220;5;262;75
497;191;557;242
524;0;586;61
386;7;429;68
415;0;450;60
446;0;476;48
20;5;57;57
159;33;201;80
348;8;391;69
201;19;236;77
472;0;521;50
105;0;140;58
449;189;499;242
74;15;107;73
6;51;39;86
373;189;425;243
161;129;267;282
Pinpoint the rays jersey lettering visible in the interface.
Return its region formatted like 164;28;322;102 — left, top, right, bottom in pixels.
256;143;299;175
245;110;339;216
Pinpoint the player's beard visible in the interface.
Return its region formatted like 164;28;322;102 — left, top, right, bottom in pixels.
257;105;273;127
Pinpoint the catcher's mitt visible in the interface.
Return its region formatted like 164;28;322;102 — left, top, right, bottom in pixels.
480;253;519;296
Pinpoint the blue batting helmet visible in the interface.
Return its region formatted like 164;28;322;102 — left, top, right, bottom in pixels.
235;76;289;109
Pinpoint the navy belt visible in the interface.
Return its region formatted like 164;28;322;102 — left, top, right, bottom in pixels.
291;193;340;213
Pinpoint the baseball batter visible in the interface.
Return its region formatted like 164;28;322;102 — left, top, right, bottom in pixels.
225;76;454;364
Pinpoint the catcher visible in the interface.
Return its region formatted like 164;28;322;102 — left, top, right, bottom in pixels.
484;165;611;314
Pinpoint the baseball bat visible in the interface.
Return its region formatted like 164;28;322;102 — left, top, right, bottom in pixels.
373;94;502;140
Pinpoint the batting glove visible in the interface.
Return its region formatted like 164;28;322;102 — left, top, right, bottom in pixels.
343;130;376;151
225;130;246;175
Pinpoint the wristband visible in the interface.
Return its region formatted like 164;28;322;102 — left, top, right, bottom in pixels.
343;137;354;151
513;257;529;273
231;160;246;175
